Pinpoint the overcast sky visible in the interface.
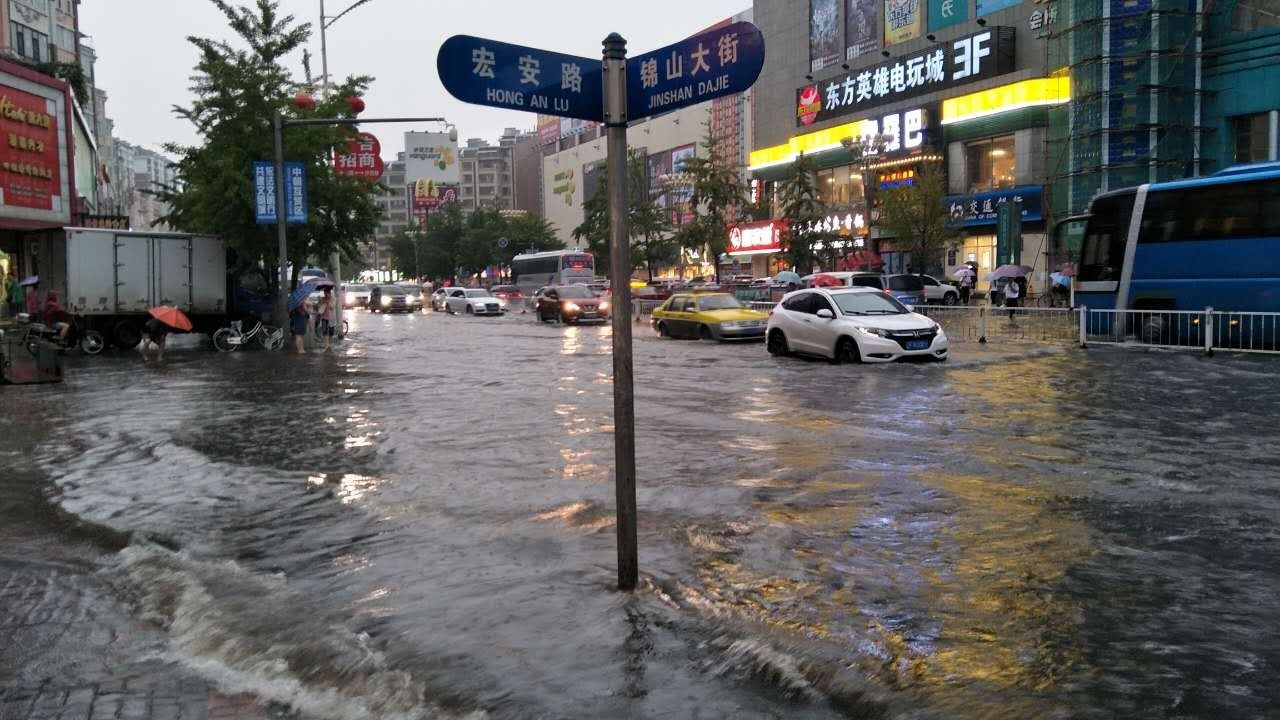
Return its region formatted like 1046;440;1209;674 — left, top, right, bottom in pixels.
80;0;749;158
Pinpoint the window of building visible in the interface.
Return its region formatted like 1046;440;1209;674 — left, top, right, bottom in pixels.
56;26;75;51
1232;113;1272;164
965;135;1016;193
11;23;49;63
1232;0;1280;31
816;164;864;208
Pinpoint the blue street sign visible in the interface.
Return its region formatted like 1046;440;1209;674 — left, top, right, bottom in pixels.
254;161;307;225
437;36;603;122
627;21;765;120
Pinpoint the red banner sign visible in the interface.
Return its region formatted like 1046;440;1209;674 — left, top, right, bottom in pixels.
0;86;61;211
728;220;785;256
334;132;383;179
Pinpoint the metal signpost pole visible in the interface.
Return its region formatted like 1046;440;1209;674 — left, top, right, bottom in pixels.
602;33;638;592
273;111;290;327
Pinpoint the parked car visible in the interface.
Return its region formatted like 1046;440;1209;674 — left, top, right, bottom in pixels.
431;287;464;312
919;275;960;305
446;288;503;316
369;285;413;313
489;285;524;312
652;292;769;341
535;285;610;324
632;285;673;303
834;272;927;306
342;284;371;308
766;288;949;363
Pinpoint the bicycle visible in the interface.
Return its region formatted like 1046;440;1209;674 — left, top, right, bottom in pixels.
212;319;284;352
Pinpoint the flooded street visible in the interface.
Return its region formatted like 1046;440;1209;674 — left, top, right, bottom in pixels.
3;310;1278;719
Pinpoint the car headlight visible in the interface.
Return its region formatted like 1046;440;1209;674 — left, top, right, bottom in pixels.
856;326;890;338
381;296;391;306
498;297;508;307
598;301;610;312
564;301;580;313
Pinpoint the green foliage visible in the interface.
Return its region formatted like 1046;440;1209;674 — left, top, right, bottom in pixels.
777;153;827;274
572;150;669;275
159;0;381;290
673;116;747;282
390;206;563;282
876;162;961;274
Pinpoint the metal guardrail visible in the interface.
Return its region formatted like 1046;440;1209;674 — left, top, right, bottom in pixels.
1080;306;1280;355
915;305;1080;345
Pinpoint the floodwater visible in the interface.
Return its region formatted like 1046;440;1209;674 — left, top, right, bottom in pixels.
3;310;1279;719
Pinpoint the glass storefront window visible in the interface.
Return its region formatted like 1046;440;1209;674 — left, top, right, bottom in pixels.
965;135;1016;193
1232;113;1271;164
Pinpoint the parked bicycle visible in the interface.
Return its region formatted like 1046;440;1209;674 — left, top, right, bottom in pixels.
212;319;283;352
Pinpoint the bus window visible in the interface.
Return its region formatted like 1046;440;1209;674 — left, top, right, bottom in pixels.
1079;193;1137;282
1140;179;1279;244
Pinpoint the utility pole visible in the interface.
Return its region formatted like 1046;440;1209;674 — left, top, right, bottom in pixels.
602;33;638;592
319;0;329;95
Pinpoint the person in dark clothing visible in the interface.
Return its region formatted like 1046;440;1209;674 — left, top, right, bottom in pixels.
141;316;169;363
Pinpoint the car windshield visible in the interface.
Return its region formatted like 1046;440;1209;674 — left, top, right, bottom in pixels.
465;289;492;298
403;288;421;296
697;295;743;310
848;275;884;289
381;286;406;295
832;292;909;315
558;286;593;299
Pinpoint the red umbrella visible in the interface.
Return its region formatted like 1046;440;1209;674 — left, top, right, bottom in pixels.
148;306;193;332
811;274;844;287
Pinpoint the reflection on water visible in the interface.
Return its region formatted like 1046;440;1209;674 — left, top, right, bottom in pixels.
9;311;1279;720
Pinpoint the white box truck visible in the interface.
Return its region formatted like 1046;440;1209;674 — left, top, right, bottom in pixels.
43;228;227;348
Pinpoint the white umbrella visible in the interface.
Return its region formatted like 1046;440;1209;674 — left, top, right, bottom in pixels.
984;265;1033;281
953;267;976;279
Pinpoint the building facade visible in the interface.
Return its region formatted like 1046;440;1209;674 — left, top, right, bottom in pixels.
459;136;512;212
368;152;407;272
751;0;1066;289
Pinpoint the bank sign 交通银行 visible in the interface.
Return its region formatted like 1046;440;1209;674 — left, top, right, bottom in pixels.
795;27;1014;127
0;86;60;211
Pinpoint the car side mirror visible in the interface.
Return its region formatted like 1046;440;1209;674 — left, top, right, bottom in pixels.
816;308;835;320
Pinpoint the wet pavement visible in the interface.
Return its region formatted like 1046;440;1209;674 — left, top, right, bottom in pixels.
1;309;1278;719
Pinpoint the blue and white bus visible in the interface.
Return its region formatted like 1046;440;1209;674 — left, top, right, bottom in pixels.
1076;163;1280;315
511;250;595;294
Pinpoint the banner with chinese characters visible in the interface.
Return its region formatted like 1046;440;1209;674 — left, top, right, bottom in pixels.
884;0;923;46
810;0;841;73
537;115;561;145
0;84;63;214
794;27;1014;127
846;0;880;61
944;186;1042;227
928;0;968;32
333;132;383;180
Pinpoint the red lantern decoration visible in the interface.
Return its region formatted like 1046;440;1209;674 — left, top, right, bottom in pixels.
293;92;317;110
344;96;366;115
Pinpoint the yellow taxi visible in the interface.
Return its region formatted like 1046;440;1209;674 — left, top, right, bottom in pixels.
651;292;769;341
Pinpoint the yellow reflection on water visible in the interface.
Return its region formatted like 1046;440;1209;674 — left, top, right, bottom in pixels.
336;473;379;505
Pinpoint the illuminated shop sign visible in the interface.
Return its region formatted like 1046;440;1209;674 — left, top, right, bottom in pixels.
793;27;1014;127
941;75;1071;125
750;106;938;171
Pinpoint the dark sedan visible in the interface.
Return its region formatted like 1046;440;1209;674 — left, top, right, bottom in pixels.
535;285;610;324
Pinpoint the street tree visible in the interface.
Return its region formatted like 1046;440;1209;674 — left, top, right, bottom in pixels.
160;0;381;293
387;223;428;279
876;162;962;274
840;133;891;257
673;117;747;283
777;153;827;274
573;151;668;274
498;213;564;268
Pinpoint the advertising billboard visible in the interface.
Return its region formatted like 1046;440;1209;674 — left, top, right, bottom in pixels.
846;0;880;61
976;0;1023;15
404;131;460;185
810;0;841;73
884;0;923;46
0;83;65;217
334;132;383;180
928;0;969;31
537;115;561;145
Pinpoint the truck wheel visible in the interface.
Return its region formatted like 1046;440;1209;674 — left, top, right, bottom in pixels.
113;321;142;349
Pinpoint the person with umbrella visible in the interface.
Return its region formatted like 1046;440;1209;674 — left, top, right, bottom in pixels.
143;306;193;363
315;285;336;352
953;266;976;305
287;279;329;354
4;269;20;318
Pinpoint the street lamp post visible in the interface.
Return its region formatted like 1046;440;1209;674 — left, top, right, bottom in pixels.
319;0;377;96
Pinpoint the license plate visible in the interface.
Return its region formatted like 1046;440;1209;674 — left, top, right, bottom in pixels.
906;339;929;351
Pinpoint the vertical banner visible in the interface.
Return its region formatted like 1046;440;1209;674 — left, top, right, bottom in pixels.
996;200;1022;266
846;0;879;61
884;0;923;46
928;0;968;32
810;0;841;72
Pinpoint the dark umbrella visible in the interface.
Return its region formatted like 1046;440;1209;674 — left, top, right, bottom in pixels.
288;278;332;311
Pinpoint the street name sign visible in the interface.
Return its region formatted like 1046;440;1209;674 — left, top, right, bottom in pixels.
254;161;307;225
626;21;765;120
437;36;603;121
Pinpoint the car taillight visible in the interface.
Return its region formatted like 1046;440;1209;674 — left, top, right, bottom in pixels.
883;288;892;294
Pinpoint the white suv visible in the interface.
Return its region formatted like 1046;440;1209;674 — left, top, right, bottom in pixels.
765;287;949;363
919;275;960;305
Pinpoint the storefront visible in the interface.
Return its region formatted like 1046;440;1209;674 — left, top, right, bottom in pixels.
722;219;786;278
0;60;75;314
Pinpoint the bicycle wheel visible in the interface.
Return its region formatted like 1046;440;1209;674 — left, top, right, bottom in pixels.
258;326;284;351
212;328;238;353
